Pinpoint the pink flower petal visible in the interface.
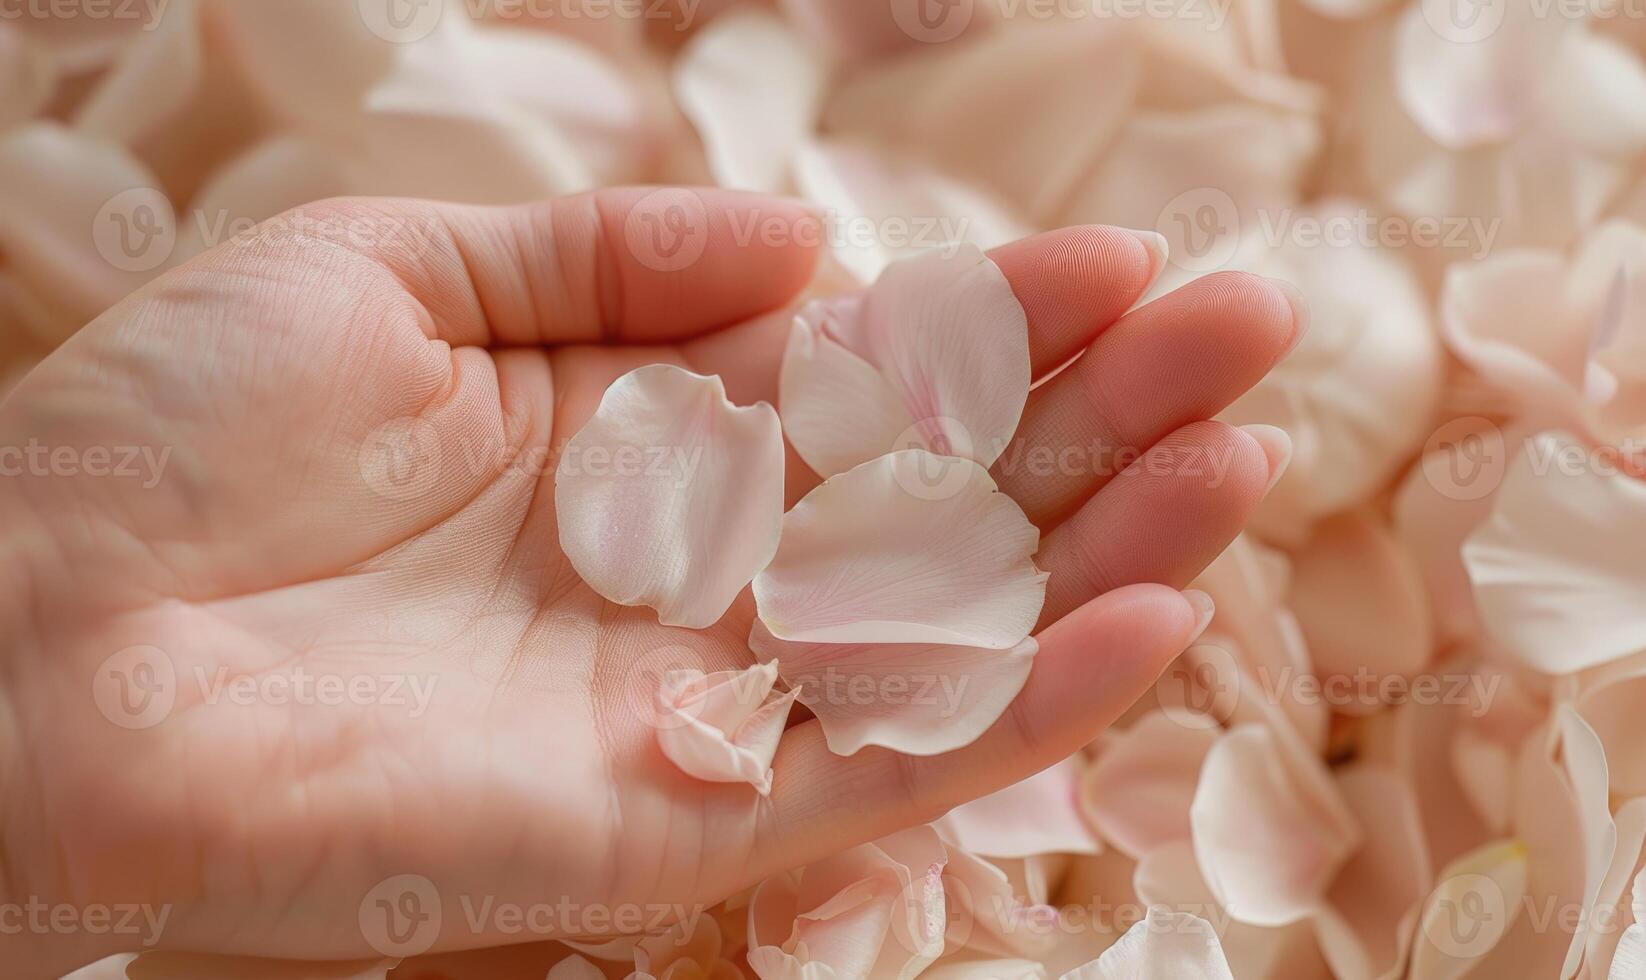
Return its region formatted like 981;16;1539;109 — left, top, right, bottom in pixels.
1441;251;1588;417
793;140;1030;284
1312;766;1434;980
748;620;1035;757
1190;537;1327;750
749;828;947;980
1062;909;1234;980
1287;511;1434;713
753;451;1046;649
1392;0;1566;150
1463;432;1646;674
555;364;784;629
824;23;1138;223
656;663;797;795
935;760;1098;860
546;955;606;980
1574;658;1646;798
1407;841;1530;980
1189;724;1360;927
0;123;172;335
779;245;1030;478
1079;711;1217;860
941;849;1068;959
0;23;55;129
674;9;823;193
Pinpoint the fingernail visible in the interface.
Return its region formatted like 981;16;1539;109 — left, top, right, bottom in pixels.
1239;423;1293;497
1183;589;1216;641
1264;276;1310;358
1123;228;1169;284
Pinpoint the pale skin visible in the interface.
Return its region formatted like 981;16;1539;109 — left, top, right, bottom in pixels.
0;188;1302;976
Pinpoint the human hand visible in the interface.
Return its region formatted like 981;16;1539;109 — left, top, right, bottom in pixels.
0;188;1300;975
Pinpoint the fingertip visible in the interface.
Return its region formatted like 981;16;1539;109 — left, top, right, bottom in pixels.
1262;275;1311;357
1039;582;1203;678
989;225;1164;374
591;187;823;338
1236;423;1293;496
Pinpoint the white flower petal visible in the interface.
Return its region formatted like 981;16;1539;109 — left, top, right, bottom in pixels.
1392;0;1565;149
1080;711;1217;860
753;450;1046;648
1062;909;1234;980
1463;431;1646;674
749;620;1035;757
935;760;1099;860
556;364;785;629
1312;766;1433;980
1408;840;1530;980
0;123;173;337
779;245;1030;478
1286;512;1433;713
1189;724;1360;927
675;9;823;193
656;662;796;795
793;140;1030;284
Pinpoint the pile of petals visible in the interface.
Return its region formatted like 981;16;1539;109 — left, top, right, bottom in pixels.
556;245;1048;776
17;0;1646;978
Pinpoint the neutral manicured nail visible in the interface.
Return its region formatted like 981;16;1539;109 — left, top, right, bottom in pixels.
1239;423;1293;497
1183;589;1216;641
1264;276;1310;358
1124;228;1169;284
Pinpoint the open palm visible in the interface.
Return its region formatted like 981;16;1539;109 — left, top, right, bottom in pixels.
0;188;1301;975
